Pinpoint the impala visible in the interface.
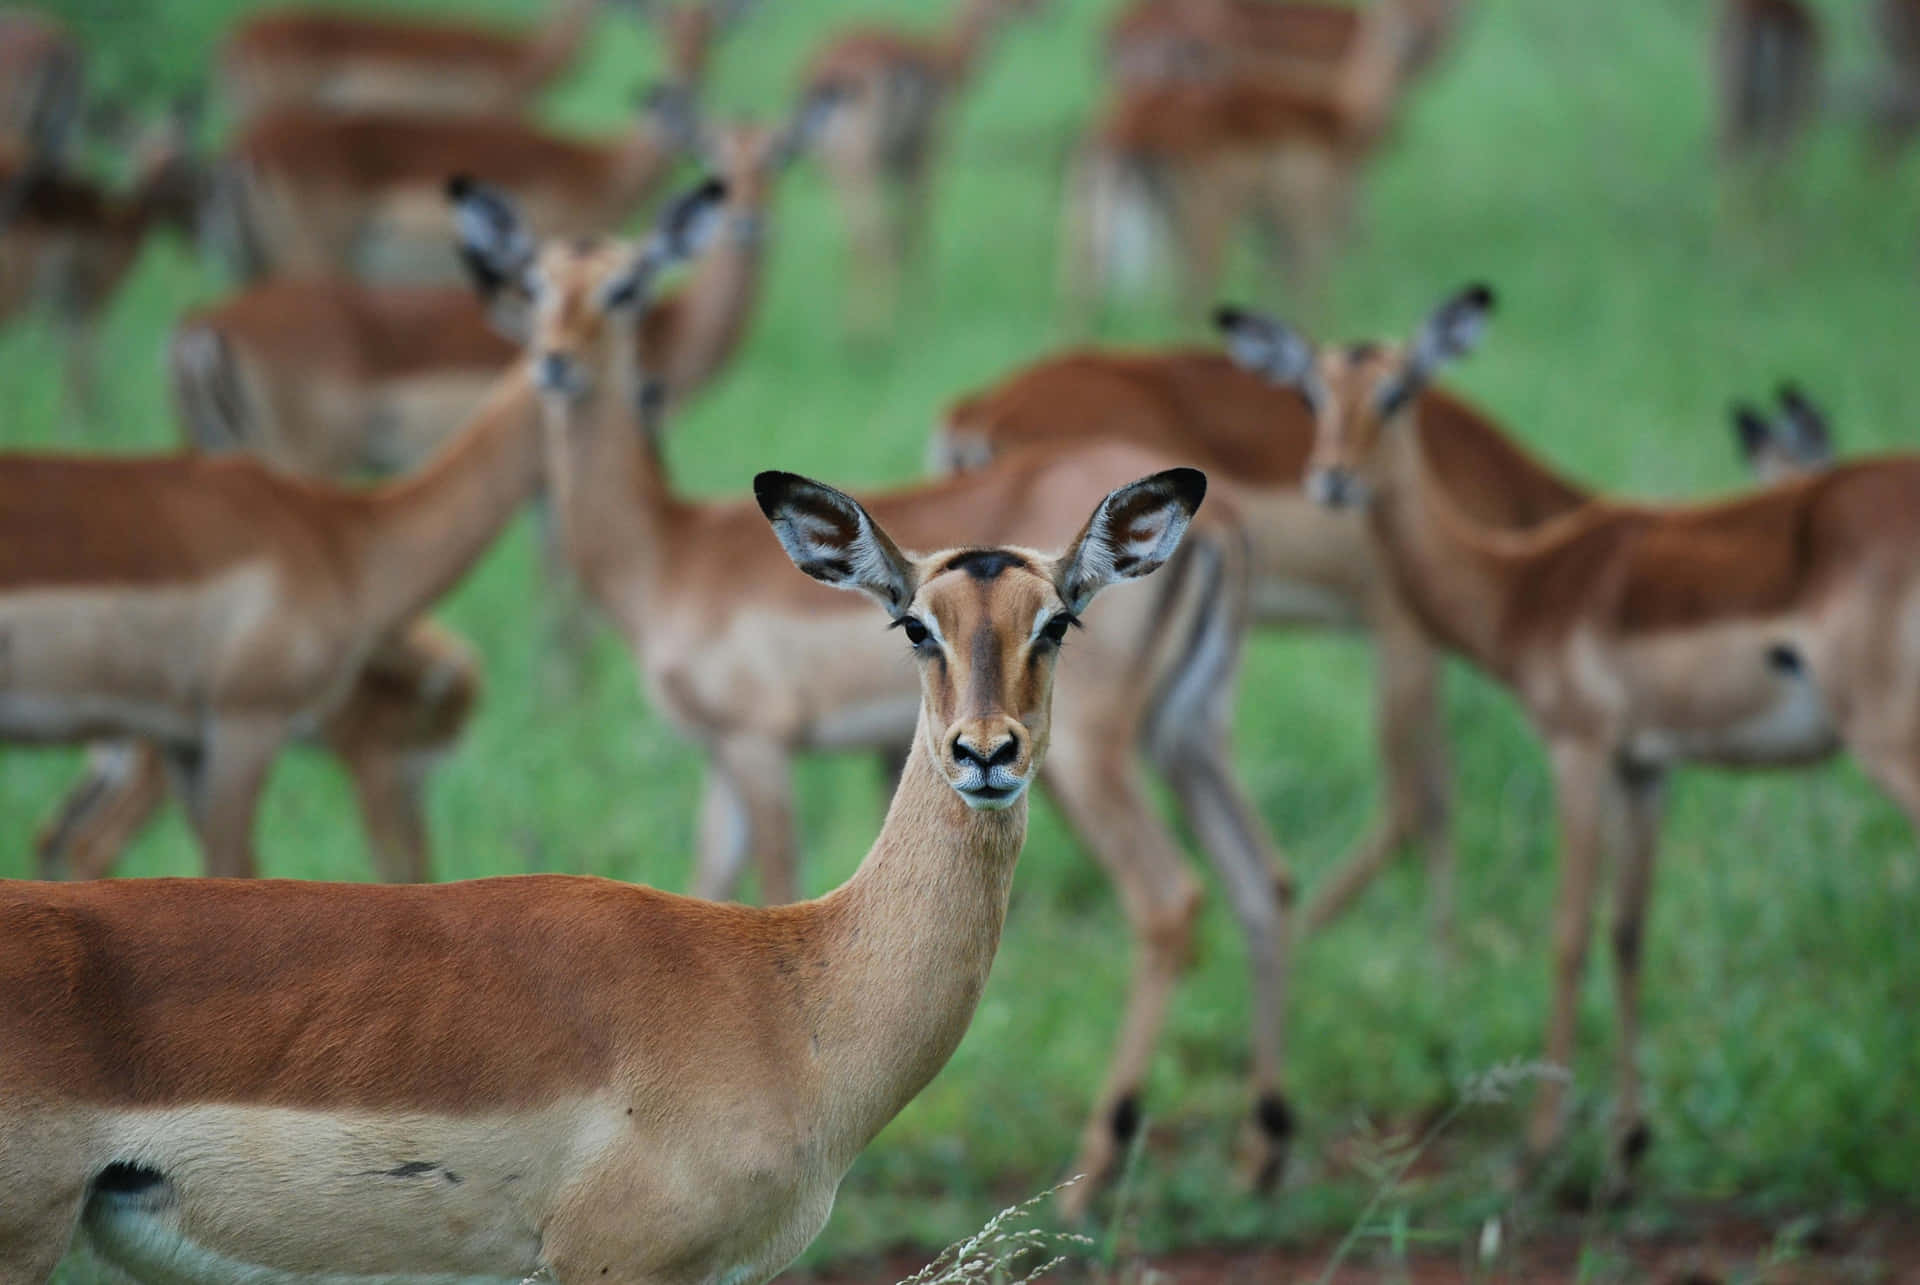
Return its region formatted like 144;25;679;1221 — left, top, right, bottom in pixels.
219;0;753;121
178;88;833;478
800;0;1042;332
218;86;687;281
1064;0;1416;324
1733;383;1832;482
1106;0;1466;91
457;181;1296;1214
0;460;1202;1285
34;617;480;883
1218;286;1920;1184
0;176;720;880
0;103;200;414
1714;0;1821;165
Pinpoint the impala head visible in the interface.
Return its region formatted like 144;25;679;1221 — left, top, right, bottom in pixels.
1733;383;1833;483
756;469;1206;810
1214;284;1495;508
449;173;727;399
649;82;842;208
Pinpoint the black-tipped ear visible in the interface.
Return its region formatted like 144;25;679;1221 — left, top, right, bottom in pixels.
1214;304;1316;387
1057;468;1206;612
1776;382;1833;465
655;175;729;261
1379;282;1495;416
755;471;916;612
1732;403;1773;463
449;175;535;300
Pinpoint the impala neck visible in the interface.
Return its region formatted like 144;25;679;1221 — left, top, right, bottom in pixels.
652;203;765;394
1368;421;1524;678
541;320;684;638
807;709;1027;1164
354;365;544;630
939;0;1005;83
518;0;600;90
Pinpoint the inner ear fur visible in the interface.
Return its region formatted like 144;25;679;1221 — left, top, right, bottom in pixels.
1057;468;1207;612
753;471;916;613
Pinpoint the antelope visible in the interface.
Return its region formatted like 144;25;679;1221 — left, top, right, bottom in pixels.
932;349;1587;942
0;178;718;878
1064;0;1416;325
34;617;480;883
1217;285;1920;1187
800;0;1043;332
0;102;201;415
217;86;686;281
218;0;754;120
1733;383;1832;483
0;463;1203;1285
1106;0;1467;91
177;88;835;478
1714;0;1821;165
456;180;1297;1214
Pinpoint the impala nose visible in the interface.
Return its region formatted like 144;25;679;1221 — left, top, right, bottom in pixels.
536;353;582;396
952;733;1020;773
1306;467;1364;508
945;725;1029;810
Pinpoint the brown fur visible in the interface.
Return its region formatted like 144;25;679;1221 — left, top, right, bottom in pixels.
1107;0;1466;87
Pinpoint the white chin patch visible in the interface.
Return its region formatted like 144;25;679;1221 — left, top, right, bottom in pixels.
956;780;1028;811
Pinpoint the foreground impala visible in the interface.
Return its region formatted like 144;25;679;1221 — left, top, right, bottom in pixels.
458;183;1294;1213
1218;286;1920;1182
0;464;1203;1285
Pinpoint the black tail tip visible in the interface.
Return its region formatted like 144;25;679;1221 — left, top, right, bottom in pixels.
445;173;475;201
1211;303;1246;332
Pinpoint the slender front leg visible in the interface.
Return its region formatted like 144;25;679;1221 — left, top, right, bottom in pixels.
178;716;288;878
1041;734;1203;1220
1606;763;1666;1192
1524;736;1615;1168
35;740;169;879
344;748;435;883
692;736;798;905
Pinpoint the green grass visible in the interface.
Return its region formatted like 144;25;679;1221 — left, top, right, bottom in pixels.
12;0;1920;1277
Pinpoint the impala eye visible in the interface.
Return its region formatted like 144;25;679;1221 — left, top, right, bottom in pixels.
1038;613;1079;648
893;616;933;651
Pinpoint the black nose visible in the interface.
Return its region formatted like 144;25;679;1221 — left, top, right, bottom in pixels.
953;734;1020;771
537;353;573;391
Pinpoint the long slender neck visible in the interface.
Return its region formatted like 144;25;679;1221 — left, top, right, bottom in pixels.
804;711;1026;1164
542;322;683;642
517;0;600;90
939;0;1003;83
351;365;545;630
647;202;765;396
1367;423;1523;676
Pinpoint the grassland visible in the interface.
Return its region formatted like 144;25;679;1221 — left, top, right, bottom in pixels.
12;0;1920;1276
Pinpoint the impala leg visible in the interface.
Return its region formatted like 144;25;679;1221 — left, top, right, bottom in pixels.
1523;737;1614;1170
176;718;287;879
829;163;898;337
343;747;434;883
1171;182;1233;330
1156;726;1296;1191
1302;611;1455;953
1606;763;1666;1194
1041;736;1203;1220
692;736;798;906
34;740;170;880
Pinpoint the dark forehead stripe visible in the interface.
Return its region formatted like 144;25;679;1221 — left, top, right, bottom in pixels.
939;548;1033;581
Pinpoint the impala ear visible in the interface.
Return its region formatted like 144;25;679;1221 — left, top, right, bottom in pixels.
1214;305;1316;387
642;81;708;160
1732;402;1774;469
1056;468;1206;613
1378;282;1494;417
754;472;916;613
599;176;727;312
1776;383;1833;467
772;84;844;168
449;175;535;297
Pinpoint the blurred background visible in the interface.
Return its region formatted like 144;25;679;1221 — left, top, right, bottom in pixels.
7;0;1919;1279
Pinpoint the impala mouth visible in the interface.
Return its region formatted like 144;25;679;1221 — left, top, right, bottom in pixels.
956;780;1026;811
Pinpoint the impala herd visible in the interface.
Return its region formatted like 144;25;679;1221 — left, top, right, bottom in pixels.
0;0;1903;1282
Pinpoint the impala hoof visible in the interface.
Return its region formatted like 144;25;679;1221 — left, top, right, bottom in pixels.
1234;1093;1294;1192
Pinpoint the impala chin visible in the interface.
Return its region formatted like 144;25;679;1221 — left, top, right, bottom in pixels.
953;772;1032;811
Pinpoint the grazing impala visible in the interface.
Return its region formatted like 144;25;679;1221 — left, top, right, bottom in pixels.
457;181;1296;1213
0;103;201;413
219;0;756;120
1065;0;1416;324
0;178;719;879
0;460;1201;1285
1714;0;1821;165
35;618;480;883
175;86;835;478
800;0;1042;331
1733;383;1832;482
219;86;686;281
1106;0;1467;91
1218;286;1920;1185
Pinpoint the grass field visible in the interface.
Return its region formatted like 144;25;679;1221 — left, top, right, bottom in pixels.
12;0;1920;1277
